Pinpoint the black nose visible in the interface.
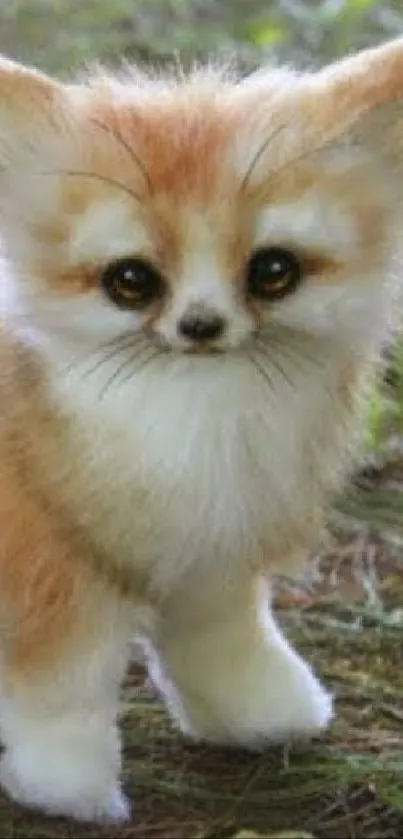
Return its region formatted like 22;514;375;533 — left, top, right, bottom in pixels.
178;313;226;342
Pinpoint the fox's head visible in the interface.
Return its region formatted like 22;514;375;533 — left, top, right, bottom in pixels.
0;40;402;373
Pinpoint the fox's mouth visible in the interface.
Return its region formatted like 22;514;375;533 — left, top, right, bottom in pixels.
182;344;224;356
150;330;227;356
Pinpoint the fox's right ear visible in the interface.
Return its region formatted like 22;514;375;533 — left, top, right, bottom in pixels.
311;38;403;186
0;54;70;172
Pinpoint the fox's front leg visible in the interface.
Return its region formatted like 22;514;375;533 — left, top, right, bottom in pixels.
150;576;332;746
0;476;134;823
0;585;134;824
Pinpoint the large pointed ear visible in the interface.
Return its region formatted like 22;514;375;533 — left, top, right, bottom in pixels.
0;54;70;172
310;38;403;176
318;37;403;115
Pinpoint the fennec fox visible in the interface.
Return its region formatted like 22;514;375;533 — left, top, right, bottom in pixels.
0;37;402;823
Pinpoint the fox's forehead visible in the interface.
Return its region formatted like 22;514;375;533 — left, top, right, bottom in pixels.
76;68;366;202
63;84;390;273
73;73;318;206
79;92;239;201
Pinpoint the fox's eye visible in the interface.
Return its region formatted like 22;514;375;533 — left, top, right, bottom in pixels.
101;258;164;309
246;247;302;301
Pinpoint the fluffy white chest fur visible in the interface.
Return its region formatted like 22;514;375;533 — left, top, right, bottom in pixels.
42;335;359;597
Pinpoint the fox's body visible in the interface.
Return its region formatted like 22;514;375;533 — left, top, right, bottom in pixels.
0;39;402;824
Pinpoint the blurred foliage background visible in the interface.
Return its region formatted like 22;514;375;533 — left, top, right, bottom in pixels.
1;0;402;75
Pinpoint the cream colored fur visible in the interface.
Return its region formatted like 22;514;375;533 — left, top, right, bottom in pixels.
0;39;403;823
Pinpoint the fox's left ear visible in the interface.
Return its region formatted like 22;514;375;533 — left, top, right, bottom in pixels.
312;38;403;174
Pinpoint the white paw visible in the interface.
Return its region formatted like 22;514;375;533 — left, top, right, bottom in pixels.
170;646;333;748
102;787;132;824
0;750;131;823
261;664;334;744
0;710;130;825
67;786;132;824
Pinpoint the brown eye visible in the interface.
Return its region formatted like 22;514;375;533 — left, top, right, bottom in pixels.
246;247;302;301
101;258;164;309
